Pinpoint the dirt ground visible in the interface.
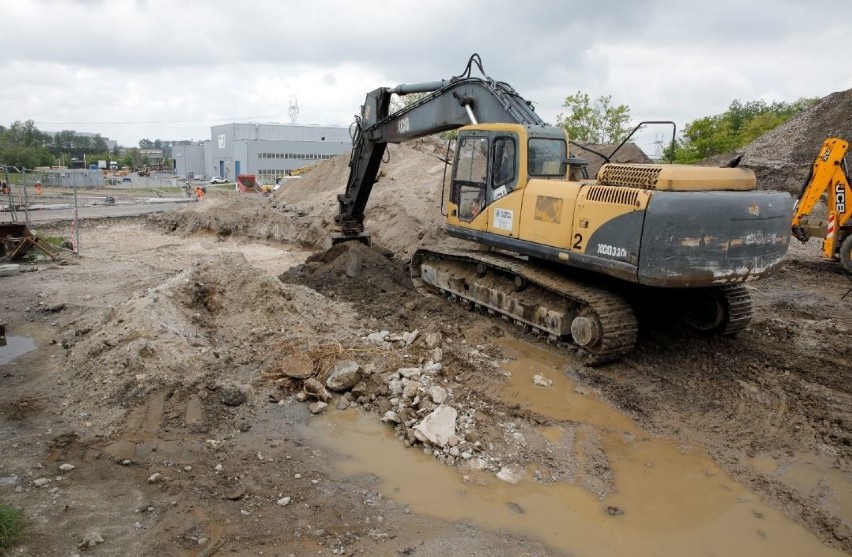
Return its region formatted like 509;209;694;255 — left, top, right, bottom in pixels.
0;208;849;556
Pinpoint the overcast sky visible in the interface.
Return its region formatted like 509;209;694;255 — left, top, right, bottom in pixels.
1;0;850;155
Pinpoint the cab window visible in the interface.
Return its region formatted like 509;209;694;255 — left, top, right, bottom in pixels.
528;138;567;177
491;137;517;200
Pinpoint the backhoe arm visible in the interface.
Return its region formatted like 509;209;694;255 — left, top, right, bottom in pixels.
792;137;850;244
335;55;544;239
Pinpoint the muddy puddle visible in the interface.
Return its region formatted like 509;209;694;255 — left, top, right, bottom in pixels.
0;336;36;365
304;339;843;557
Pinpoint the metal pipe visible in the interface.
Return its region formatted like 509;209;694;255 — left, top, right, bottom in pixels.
390;80;449;95
464;104;478;125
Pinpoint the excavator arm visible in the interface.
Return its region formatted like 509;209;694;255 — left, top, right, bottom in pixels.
335;55;545;239
791;137;852;264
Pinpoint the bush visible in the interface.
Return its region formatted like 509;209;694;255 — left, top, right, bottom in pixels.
0;504;23;550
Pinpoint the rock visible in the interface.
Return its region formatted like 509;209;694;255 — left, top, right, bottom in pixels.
220;386;247;406
388;378;404;396
449;447;460;457
606;505;625;516
423;362;442;374
429;386;447;405
214;464;224;472
309;401;328;414
0;476;19;486
447;435;459;447
432;347;443;363
367;331;390;345
279;352;315;380
424;332;442;349
403;380;421;400
533;374;553;387
326;360;361;392
78;532;104;549
345;251;363;278
403;329;420;347
834;523;851;541
33;478;51;487
413;405;457;447
351;381;368;397
59;463;75;472
336;398;350;410
147;472;162;484
574;385;591;396
303;378;331;402
225;486;246;500
277;496;291;507
382;411;401;424
496;465;525;484
398;367;421;379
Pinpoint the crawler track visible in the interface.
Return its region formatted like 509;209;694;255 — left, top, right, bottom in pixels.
411;247;638;365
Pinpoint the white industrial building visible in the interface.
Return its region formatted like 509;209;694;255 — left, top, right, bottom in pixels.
173;123;351;182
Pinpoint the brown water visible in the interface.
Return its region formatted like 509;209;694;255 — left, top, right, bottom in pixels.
305;338;843;557
0;335;36;365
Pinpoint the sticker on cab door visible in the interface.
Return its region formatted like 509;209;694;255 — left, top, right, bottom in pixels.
493;208;513;231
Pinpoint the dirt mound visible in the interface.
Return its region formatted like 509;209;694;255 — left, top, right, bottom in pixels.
62;252;361;429
704;88;852;193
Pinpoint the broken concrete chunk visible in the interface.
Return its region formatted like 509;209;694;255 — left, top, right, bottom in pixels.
496;465;525;484
326;360;361;392
533;375;553;387
398;367;421;379
367;331;390;345
303;378;331;402
402;380;421;400
308;401;328;414
424;332;442;349
429;385;447;405
413;405;457;447
382;411;402;424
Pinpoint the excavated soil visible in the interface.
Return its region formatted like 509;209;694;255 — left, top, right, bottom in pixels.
3;98;852;554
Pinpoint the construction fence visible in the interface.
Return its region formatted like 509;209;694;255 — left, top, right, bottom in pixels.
1;168;193;254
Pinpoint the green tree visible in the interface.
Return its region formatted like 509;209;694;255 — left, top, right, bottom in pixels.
672;97;819;163
556;92;632;144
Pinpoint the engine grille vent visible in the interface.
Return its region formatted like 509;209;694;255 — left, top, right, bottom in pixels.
598;164;662;189
586;186;639;206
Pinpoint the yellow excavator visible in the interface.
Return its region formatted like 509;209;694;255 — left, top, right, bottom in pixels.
791;137;852;271
334;55;792;363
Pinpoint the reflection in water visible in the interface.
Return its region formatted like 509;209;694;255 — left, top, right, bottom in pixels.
303;337;842;557
0;336;36;365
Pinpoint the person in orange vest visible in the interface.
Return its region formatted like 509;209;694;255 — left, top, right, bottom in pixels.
195;185;205;201
1;181;8;195
34;181;43;195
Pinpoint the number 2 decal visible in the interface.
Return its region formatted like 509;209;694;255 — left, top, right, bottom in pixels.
572;233;583;250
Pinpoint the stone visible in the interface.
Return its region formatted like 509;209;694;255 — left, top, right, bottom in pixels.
447;435;459;447
387;378;404;396
33;478;51;487
606;505;625;516
309;401;328;414
403;329;420;347
0;476;18;486
432;347;443;363
326;360;361;392
303;378;331;402
423;362;442;374
277;496;291;507
345;252;363;278
382;411;401;424
78;532;104;549
402;380;421;400
449;447;460;457
147;472;162;484
429;386;447;405
59;463;75;472
413;405;457;447
278;352;315;380
424;332;442;349
336;398;350;411
398;367;421;379
496;465;525;484
533;374;553;387
367;331;390;345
